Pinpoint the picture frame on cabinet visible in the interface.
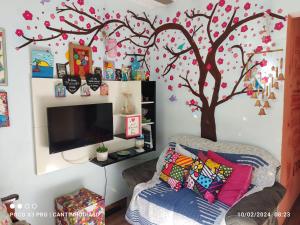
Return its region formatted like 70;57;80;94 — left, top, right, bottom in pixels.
69;43;92;80
55;82;66;97
81;83;91;97
103;60;115;80
56;63;68;78
125;115;141;138
0;28;8;86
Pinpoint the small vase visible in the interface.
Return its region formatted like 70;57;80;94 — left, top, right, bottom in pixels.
97;152;108;161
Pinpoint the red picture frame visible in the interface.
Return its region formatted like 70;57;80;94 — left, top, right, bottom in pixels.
125;115;141;138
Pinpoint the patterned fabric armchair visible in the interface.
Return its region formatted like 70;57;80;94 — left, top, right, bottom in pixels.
123;135;286;225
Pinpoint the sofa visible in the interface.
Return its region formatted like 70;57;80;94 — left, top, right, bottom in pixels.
123;135;285;225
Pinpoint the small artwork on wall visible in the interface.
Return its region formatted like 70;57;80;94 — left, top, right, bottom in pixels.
56;63;68;78
103;60;115;80
125;115;141;138
94;67;102;77
55;82;66;97
115;69;122;81
121;65;131;81
31;49;54;78
0;28;8;86
81;83;91;97
0;91;9;127
100;83;109;96
69;43;92;80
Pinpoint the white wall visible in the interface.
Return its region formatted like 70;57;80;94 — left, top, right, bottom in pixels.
0;1;157;224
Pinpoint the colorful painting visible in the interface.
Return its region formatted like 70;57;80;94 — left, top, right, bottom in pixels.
69;43;92;80
103;60;115;80
100;83;109;96
0;28;8;86
105;38;117;58
31;49;54;78
0;91;9;127
125;115;141;138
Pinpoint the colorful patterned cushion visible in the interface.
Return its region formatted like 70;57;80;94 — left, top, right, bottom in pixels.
185;157;233;203
160;148;194;191
0;202;12;225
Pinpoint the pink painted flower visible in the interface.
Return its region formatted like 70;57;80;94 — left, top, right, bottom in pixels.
93;35;99;41
116;13;121;19
168;85;173;91
262;35;272;44
186;21;191;28
241;25;248;32
79;39;85;45
44;21;50;27
255;46;263;53
89;7;95;14
171;37;175;43
244;2;251;10
116;31;120;37
229;35;235;41
207;3;213;11
218;46;224;52
15;29;24;37
176;11;181;17
22;10;33;20
217;58;224;65
219;0;225;7
172;18;177;23
50;13;55;20
247;90;253;96
192;59;198;65
59;16;65;22
225;5;232;12
79;15;85;21
92;46;97;52
260;59;268;67
221;82;227;89
220;22;227;28
213;31;219;38
155;67;160;73
261;76;269;84
105;13;110;19
212;16;219;23
62;33;68;40
77;0;84;5
274;22;284;30
204;82;208;87
233;17;239;24
206;63;212;71
190;99;196;105
178;83;182;88
170;75;174;81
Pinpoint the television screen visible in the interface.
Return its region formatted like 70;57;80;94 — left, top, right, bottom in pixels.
47;103;113;154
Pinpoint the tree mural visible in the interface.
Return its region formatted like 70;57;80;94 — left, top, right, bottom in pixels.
16;0;286;141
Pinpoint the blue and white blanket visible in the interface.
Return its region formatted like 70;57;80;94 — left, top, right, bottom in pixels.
126;137;280;225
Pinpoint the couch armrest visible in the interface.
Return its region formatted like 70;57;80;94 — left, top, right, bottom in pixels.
122;158;158;193
225;182;286;225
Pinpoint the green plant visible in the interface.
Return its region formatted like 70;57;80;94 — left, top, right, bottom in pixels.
96;143;108;153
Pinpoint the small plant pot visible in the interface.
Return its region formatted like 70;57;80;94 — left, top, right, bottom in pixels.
97;152;108;161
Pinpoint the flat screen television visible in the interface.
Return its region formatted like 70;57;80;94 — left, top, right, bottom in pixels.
47;103;113;154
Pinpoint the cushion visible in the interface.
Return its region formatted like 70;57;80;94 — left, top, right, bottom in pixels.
0;202;13;225
207;150;253;206
159;148;193;191
185;157;233;203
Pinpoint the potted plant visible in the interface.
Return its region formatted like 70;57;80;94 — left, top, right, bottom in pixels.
96;143;108;161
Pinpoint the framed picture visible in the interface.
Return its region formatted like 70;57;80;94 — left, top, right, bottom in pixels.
0;91;10;127
100;83;109;96
69;43;92;80
31;49;54;78
0;28;8;86
55;82;66;97
94;67;102;77
103;60;115;80
81;83;91;97
56;63;67;78
115;69;122;81
125;115;141;138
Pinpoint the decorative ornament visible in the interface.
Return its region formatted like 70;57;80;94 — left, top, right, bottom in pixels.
263;101;271;108
255;100;261;107
86;74;102;91
278;57;285;81
62;75;81;94
268;92;276;100
251;92;258;99
258;108;267;116
274;81;279;89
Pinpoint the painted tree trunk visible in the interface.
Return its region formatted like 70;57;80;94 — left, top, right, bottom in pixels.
201;107;217;142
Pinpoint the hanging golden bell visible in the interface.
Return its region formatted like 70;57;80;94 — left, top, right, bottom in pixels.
278;73;285;81
269;92;276;100
258;108;267;116
255;100;261;107
274;82;279;89
263;101;271;108
251;92;258;99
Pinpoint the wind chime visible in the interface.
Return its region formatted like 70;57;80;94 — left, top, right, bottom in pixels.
245;50;285;116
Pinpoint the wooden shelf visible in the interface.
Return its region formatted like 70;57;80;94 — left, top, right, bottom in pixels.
114;133;140;140
90;147;155;167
